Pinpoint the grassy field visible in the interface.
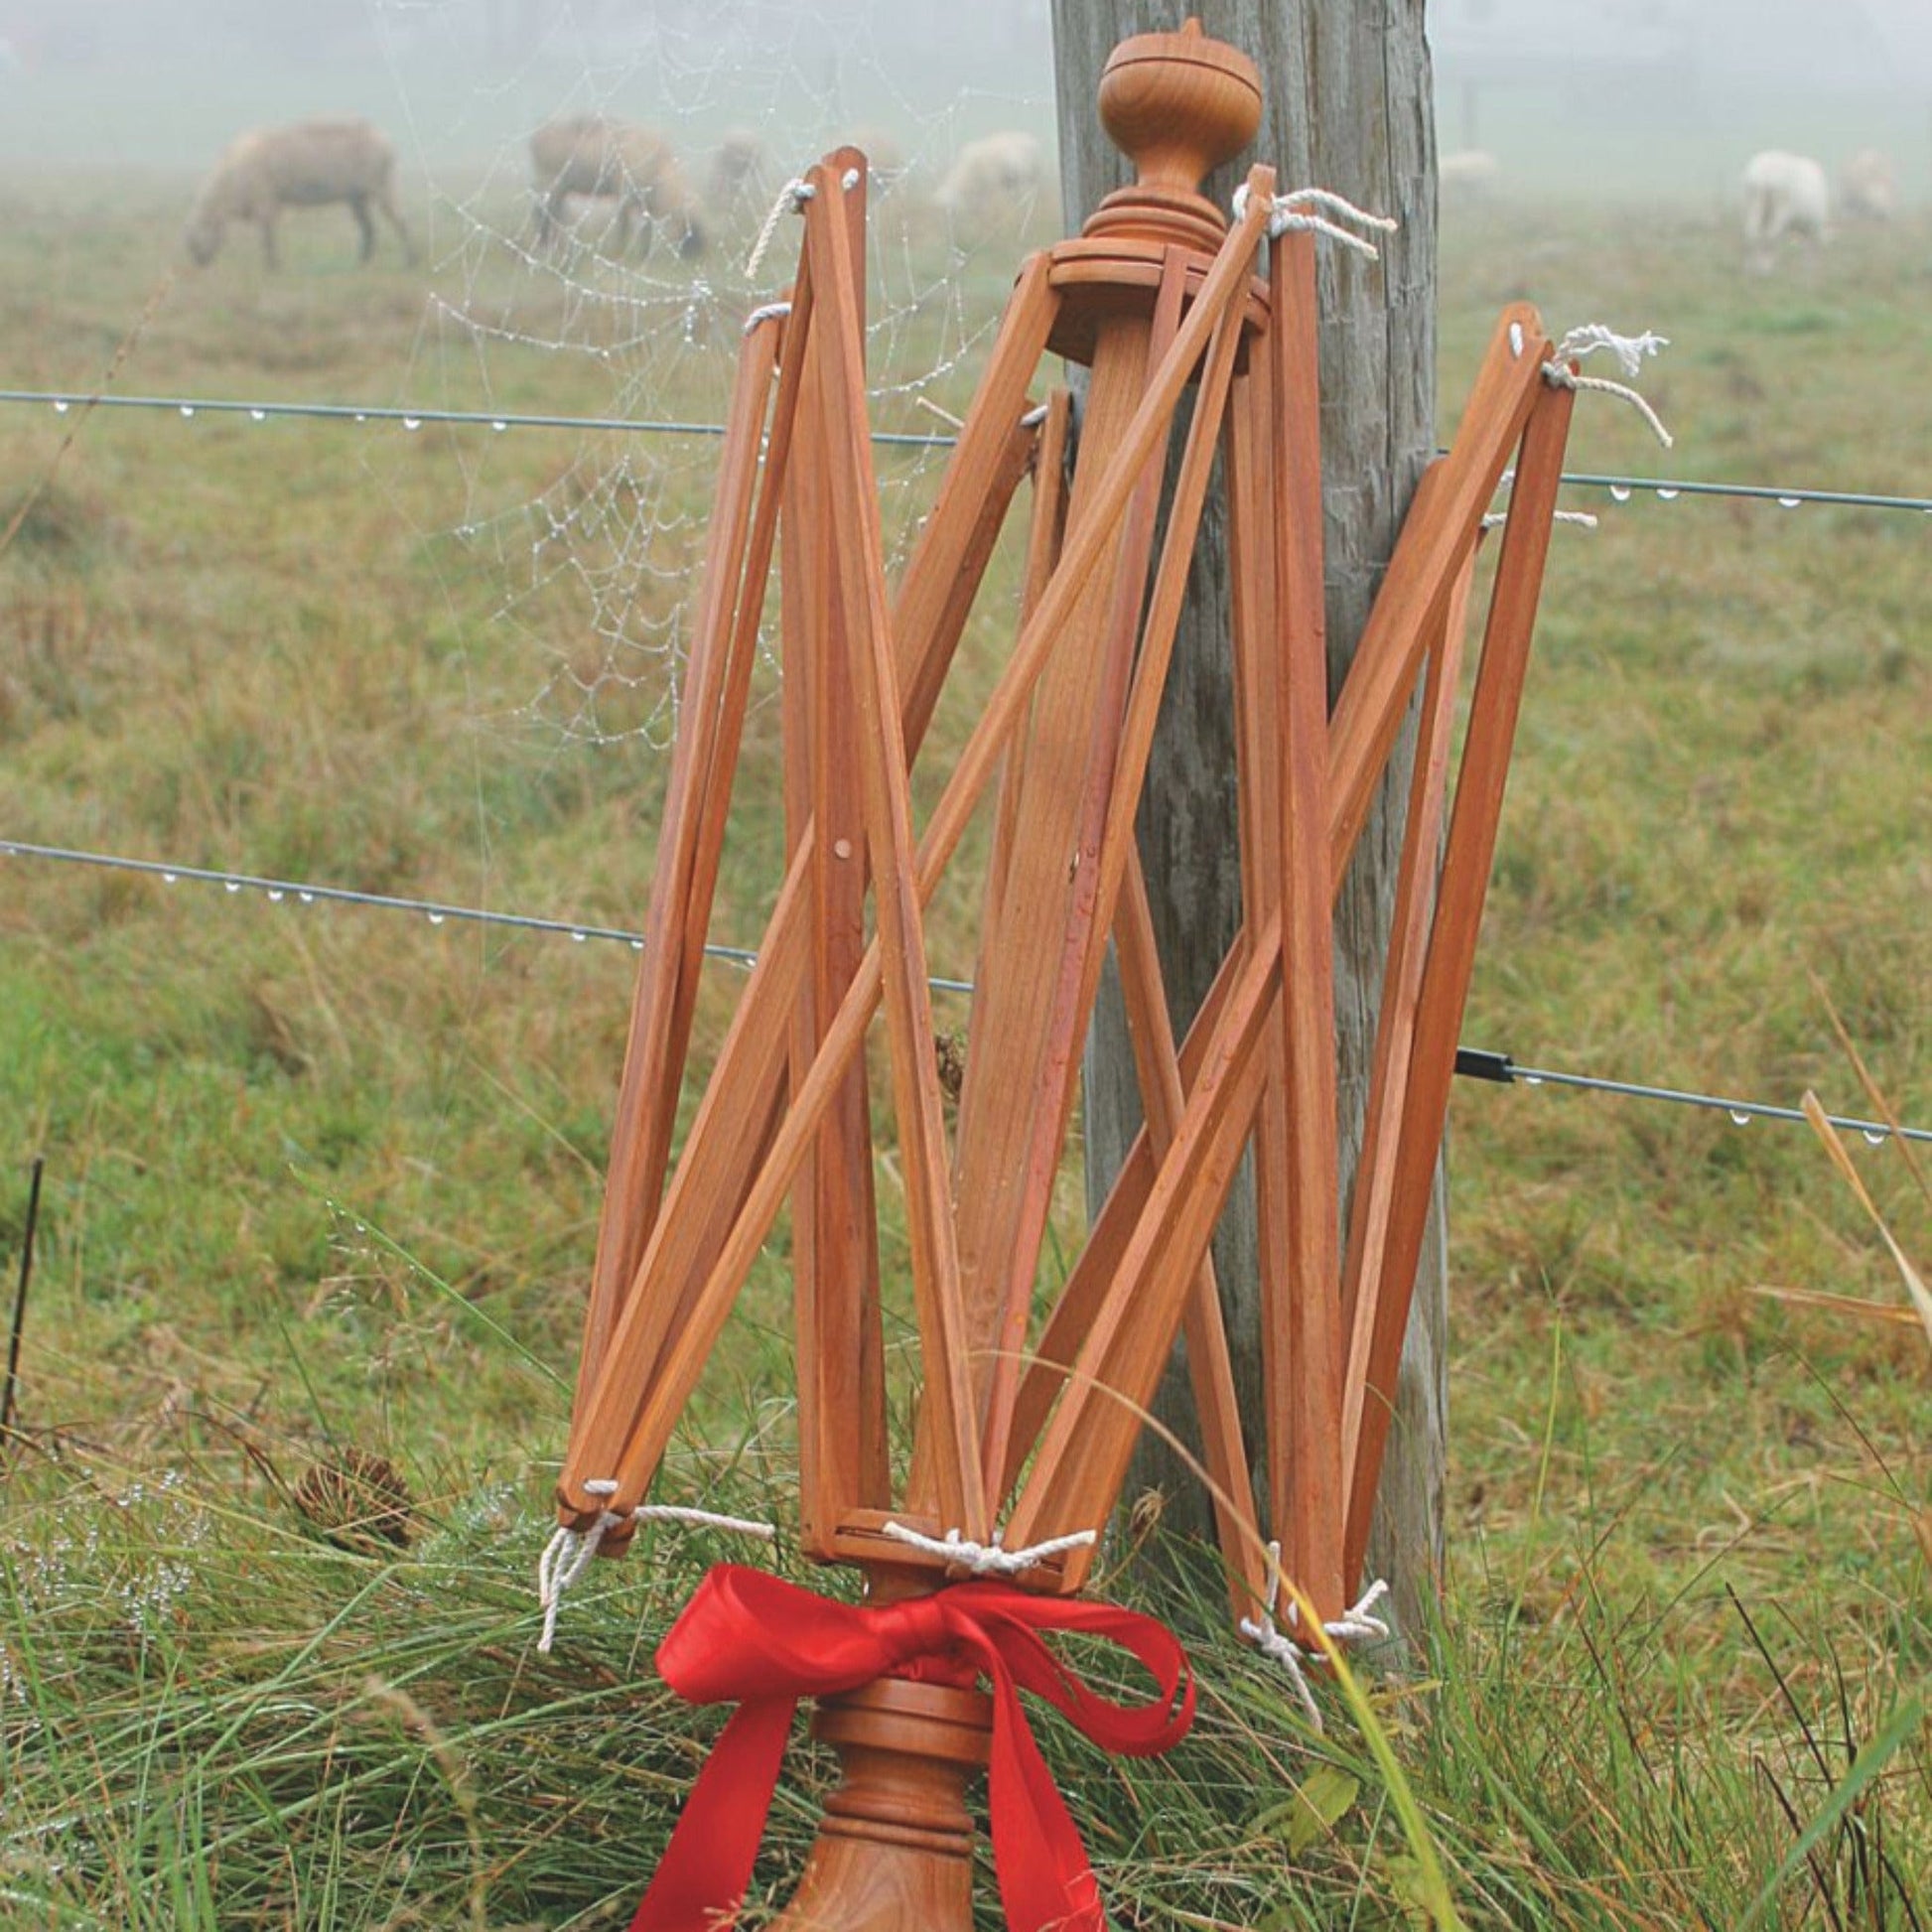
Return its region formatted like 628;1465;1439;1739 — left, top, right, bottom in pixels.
0;159;1927;1928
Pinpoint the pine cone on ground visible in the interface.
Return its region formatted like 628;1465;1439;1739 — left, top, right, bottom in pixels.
294;1448;414;1554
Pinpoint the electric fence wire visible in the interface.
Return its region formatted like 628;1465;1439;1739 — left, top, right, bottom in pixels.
3;837;1923;1146
3;387;1931;514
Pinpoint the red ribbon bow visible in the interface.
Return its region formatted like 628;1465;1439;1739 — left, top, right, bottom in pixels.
627;1562;1195;1932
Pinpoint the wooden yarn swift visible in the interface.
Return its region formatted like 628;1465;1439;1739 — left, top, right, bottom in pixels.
551;20;1579;1930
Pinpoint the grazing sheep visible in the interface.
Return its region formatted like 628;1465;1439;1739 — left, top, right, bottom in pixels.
934;129;1046;234
528;116;705;259
1439;148;1502;201
185;118;416;269
706;128;770;215
1741;150;1831;271
1839;147;1896;222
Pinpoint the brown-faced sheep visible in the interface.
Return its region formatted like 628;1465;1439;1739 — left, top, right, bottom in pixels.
528;116;705;259
185;119;416;269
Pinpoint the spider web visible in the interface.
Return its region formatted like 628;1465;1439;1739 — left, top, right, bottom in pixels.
374;0;1058;751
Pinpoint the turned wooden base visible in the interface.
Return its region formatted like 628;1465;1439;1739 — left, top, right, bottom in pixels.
766;1676;993;1932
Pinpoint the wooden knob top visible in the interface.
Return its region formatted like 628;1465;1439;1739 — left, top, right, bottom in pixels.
1097;17;1262;207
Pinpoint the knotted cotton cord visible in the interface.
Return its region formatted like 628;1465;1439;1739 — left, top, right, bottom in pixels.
742;299;792;338
1482;507;1599;532
1543;322;1674;448
879;1520;1099;1578
536;1481;774;1653
1230;184;1399;259
1237;1543;1392;1732
744;164;866;282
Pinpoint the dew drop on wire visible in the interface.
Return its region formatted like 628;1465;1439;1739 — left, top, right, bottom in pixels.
179;405;195;419
403;416;422;431
491;419;508;433
630;938;645;952
52;398;69;414
1521;1073;1544;1086
1862;1128;1887;1146
249;408;267;423
570;929;589;943
1608;484;1631;502
1655;486;1679;501
1777;495;1802;509
224;881;241;893
298;891;315;903
1727;1109;1751;1126
267;890;284;902
162;872;178;885
427;910;446;925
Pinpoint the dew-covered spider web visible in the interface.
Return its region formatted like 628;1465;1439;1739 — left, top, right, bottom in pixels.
374;0;1060;751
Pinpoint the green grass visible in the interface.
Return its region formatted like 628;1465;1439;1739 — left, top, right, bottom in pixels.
1;169;1927;1926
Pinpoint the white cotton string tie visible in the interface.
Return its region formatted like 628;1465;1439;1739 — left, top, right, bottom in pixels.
879;1520;1098;1578
536;1480;774;1653
1543;322;1675;449
1237;1543;1393;1732
742;299;792;338
1482;507;1599;532
1231;183;1399;260
745;176;815;283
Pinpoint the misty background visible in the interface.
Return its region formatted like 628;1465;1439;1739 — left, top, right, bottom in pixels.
0;0;1928;206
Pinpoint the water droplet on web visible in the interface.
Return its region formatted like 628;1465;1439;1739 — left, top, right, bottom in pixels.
1727;1109;1751;1126
403;416;422;432
1655;486;1679;501
52;398;69;414
1608;484;1631;503
427;910;446;925
1862;1128;1887;1146
1776;495;1801;509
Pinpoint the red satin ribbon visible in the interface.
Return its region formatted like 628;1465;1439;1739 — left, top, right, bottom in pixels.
627;1562;1195;1932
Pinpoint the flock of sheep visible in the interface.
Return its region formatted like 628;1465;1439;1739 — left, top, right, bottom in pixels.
179;115;1048;269
1441;142;1902;271
181;114;1904;277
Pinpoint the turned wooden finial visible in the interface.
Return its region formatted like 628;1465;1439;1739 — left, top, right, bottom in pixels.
1085;16;1263;250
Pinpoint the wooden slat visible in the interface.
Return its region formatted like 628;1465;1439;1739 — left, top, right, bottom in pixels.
789;150;889;1555
1343;379;1576;1589
1325;307;1549;885
1266;225;1344;1621
1337;543;1478;1483
570;294;786;1414
807;166;988;1540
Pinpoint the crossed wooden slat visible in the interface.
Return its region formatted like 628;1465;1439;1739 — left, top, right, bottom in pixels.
556;149;1578;1628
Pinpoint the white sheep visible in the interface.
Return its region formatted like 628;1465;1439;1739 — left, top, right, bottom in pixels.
185;119;416;269
1439;148;1502;202
1740;150;1830;272
528;116;705;259
1839;148;1896;222
934;130;1048;235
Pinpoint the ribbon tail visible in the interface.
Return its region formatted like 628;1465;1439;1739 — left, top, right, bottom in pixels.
629;1696;798;1932
984;1668;1108;1932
